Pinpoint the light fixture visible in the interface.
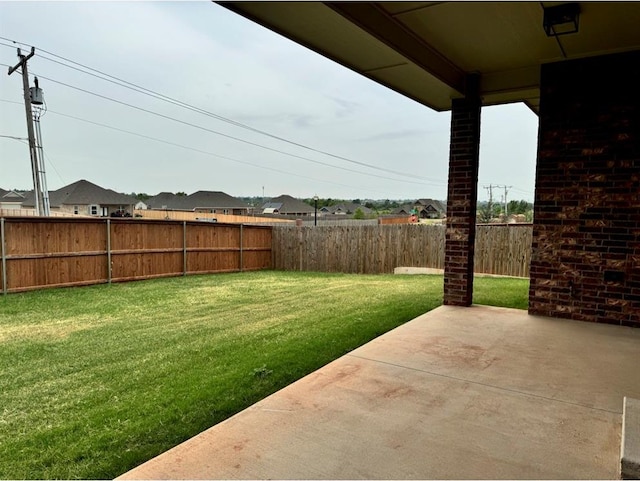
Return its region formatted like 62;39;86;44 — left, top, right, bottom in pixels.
543;3;580;37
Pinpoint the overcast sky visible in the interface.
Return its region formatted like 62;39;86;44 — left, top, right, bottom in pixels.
0;1;539;201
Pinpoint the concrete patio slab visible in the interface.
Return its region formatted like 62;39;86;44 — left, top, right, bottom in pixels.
117;305;640;480
621;397;640;479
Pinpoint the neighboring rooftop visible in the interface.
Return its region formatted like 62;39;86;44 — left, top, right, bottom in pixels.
321;203;373;215
145;192;183;210
185;191;250;210
146;191;250;211
21;180;136;207
0;189;25;201
416;198;445;211
262;195;315;215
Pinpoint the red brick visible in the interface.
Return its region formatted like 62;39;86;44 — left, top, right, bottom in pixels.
529;51;640;327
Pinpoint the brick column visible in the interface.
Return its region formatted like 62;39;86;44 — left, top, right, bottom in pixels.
443;76;481;306
529;51;640;326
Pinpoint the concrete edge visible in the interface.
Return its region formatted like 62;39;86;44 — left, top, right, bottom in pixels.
393;266;528;279
621;397;640;480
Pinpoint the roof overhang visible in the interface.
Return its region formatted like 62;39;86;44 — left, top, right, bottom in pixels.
219;2;640;113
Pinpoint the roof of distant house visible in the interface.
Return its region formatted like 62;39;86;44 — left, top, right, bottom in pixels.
416;198;445;212
0;189;26;200
262;202;283;210
392;204;414;215
146;191;250;211
21;179;136;207
263;195;315;215
184;191;250;210
145;192;182;210
321;203;373;215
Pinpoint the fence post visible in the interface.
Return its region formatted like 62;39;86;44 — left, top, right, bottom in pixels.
1;218;6;295
183;221;187;276
296;219;303;271
106;219;112;284
239;224;244;272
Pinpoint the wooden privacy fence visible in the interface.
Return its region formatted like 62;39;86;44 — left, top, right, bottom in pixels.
0;217;272;293
272;223;532;277
474;224;532;278
133;209;294;224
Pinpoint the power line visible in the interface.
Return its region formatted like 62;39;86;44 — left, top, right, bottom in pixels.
1;62;443;188
0;37;446;184
0;98;394;196
4;134;67;185
0;134;29;141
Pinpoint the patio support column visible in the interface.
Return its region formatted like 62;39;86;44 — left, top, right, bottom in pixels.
443;74;481;306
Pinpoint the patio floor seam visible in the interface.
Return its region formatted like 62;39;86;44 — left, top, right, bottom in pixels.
347;353;622;415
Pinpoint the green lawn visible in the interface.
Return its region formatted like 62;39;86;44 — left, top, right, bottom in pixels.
0;271;528;479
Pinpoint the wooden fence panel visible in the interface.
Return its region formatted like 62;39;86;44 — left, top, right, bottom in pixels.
110;221;183;251
0;208;88;218
110;221;184;281
187;224;240;249
6;256;107;291
2;219;108;290
186;251;239;274
474;225;532;277
242;251;272;271
112;252;184;281
242;226;273;271
272;224;530;277
4;219;107;255
134;209;294;224
0;217;273;293
186;224;240;273
273;224;446;274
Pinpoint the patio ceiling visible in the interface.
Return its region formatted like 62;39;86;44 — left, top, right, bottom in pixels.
219;2;640;113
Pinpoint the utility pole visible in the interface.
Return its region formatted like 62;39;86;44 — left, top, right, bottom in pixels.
8;47;44;216
493;184;512;219
32;77;51;216
483;184;494;219
502;185;512;218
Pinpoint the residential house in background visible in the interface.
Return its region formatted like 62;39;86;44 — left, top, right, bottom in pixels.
414;199;446;219
0;189;26;210
262;195;315;217
21;179;136;216
185;191;251;215
146;191;250;215
392;205;413;216
393;199;445;219
145;192;180;210
262;202;282;214
320;203;373;216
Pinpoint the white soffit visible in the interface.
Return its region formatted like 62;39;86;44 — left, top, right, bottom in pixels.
220;2;640;113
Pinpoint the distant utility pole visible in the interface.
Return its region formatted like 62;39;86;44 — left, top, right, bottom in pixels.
484;184;512;219
8;47;45;216
502;185;512;217
483;184;494;217
494;185;512;218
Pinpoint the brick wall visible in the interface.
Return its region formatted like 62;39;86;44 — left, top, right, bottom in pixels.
444;84;481;306
529;50;640;327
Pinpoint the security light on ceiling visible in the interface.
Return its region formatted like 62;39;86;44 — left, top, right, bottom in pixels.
543;3;581;37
